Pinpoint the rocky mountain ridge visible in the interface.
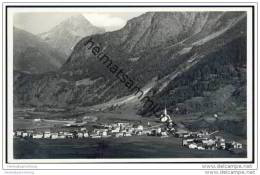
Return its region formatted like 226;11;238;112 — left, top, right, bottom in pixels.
39;14;105;57
14;11;247;122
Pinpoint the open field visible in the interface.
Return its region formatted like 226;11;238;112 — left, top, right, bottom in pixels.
13;136;246;159
13;108;158;130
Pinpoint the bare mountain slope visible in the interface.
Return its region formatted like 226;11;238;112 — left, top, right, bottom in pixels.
39;15;105;57
13;27;66;74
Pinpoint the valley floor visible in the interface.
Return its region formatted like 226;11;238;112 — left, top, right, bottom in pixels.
13;136;246;159
12;108;247;159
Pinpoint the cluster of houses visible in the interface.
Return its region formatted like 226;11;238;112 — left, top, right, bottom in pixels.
14;122;169;139
14;130;78;139
14;120;243;152
175;130;243;151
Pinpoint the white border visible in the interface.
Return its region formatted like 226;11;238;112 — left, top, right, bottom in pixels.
2;2;257;170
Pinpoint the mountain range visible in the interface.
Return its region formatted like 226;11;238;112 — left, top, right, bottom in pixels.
13;27;66;74
14;12;247;137
39;15;105;57
13;15;105;74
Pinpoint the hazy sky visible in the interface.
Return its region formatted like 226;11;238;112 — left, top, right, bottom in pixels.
14;12;145;34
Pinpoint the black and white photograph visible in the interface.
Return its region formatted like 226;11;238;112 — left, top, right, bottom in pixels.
1;1;258;174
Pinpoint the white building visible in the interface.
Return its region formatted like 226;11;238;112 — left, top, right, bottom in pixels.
16;131;23;137
188;143;198;149
101;131;107;137
58;135;66;139
32;133;43;139
183;133;190;138
93;129;100;135
182;139;194;146
115;133;124;137
157;128;162;134
143;130;152;135
127;128;134;133
175;131;189;138
90;134;101;138
229;141;243;149
216;137;226;149
44;132;51;138
111;128;120;133
117;123;129;127
124;133;132;137
22;132;28;138
77;132;84;138
83;132;89;138
202;139;215;146
137;125;144;131
80;127;87;131
51;133;59;139
27;131;34;137
197;146;205;150
65;133;73;138
137;131;143;136
161;131;168;137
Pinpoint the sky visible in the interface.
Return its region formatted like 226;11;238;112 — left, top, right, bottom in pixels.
13;12;145;34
